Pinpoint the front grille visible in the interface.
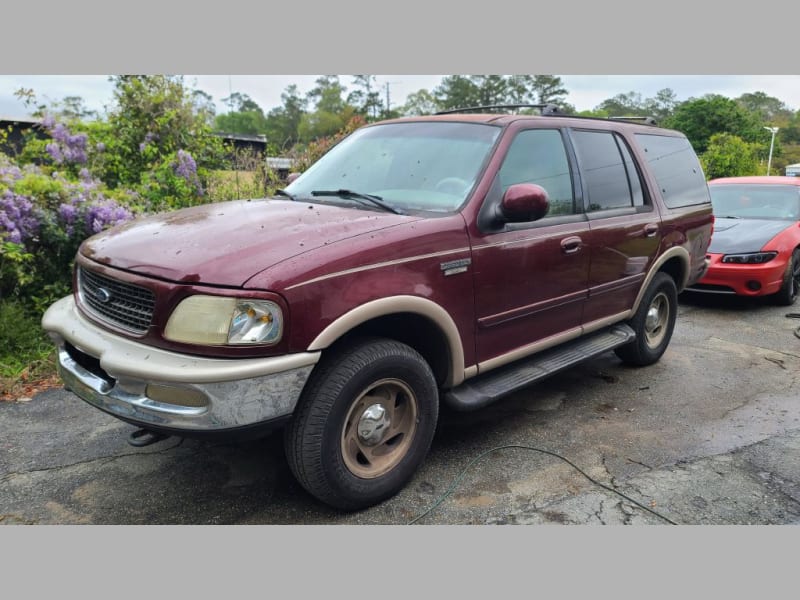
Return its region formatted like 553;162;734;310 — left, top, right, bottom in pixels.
78;266;156;334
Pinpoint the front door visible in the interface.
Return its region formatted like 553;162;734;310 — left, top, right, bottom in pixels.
470;128;590;369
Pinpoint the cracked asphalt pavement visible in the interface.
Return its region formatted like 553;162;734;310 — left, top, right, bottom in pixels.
2;293;799;525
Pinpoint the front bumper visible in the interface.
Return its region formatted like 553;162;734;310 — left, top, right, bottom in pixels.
685;253;788;297
42;296;319;433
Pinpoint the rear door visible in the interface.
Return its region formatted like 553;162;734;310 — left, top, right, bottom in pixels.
568;129;662;325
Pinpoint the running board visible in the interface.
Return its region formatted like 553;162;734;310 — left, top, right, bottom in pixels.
444;324;635;412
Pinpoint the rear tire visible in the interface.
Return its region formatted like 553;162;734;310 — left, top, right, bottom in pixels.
284;337;439;510
615;272;678;367
773;249;800;306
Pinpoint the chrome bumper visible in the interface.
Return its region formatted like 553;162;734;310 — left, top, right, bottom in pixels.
43;296;319;432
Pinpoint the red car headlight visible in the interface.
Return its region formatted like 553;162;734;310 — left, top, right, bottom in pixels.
721;252;778;264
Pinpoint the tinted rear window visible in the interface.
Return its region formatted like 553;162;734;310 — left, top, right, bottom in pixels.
572;130;646;212
635;134;710;208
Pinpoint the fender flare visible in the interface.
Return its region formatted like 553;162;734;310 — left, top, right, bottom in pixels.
307;295;467;387
632;246;690;314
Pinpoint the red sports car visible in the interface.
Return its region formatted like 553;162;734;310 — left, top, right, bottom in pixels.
686;176;800;305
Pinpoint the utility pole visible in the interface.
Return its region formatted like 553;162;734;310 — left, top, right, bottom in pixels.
383;80;401;115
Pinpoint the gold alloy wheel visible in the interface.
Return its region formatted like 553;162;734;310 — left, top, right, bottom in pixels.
644;291;670;348
341;378;418;479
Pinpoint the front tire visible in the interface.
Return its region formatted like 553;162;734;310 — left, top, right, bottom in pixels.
615;272;678;367
284;337;439;510
773;249;800;306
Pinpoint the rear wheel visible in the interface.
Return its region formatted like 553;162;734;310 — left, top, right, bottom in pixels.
284;337;438;510
773;249;800;306
615;272;678;367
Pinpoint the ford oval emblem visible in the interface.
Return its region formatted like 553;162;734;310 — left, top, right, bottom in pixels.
95;288;112;304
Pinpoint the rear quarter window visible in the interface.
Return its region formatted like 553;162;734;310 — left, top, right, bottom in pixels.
634;133;710;208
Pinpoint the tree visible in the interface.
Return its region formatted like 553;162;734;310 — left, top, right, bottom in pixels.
25;93;99;122
663;94;764;154
191;90;216;126
348;75;383;121
433;75;572;112
264;85;308;152
642;88;678;122
221;92;263;114
298;107;357;143
215;111;268;136
433;76;484;110
214;92;269;136
299;76;356;143
592;88;677;122
103;75;225;202
700;133;761;179
596;91;647;117
307;76;349;114
509;75;569;106
735;92;793;123
401;89;440;116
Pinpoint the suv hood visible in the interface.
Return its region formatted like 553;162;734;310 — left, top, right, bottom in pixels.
80;199;420;287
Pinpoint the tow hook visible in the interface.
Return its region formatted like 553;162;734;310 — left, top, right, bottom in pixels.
127;428;170;447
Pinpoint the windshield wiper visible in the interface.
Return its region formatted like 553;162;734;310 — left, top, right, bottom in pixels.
717;215;741;219
274;189;297;201
311;189;403;215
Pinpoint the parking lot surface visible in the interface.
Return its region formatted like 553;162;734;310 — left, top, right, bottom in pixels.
2;294;799;525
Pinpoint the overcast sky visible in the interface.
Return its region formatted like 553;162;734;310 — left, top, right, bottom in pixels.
2;74;798;120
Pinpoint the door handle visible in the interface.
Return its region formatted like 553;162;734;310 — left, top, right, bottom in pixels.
644;224;659;238
560;236;582;254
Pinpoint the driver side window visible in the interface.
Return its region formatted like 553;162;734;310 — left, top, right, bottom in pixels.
498;129;576;216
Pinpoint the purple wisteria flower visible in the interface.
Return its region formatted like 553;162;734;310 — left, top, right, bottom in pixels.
41;115;88;165
174;149;203;196
174;149;197;180
0;164;23;186
1;157;135;249
0;190;40;247
46;142;64;163
57;203;79;234
84;201;133;234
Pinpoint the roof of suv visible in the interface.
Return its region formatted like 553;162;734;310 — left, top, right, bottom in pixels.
377;110;676;132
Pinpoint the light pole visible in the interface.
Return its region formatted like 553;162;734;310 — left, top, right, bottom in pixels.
764;126;779;176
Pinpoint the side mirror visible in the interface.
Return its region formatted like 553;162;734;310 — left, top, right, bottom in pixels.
497;183;550;223
286;172;301;184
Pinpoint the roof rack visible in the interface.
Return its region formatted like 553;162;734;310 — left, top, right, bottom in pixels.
435;103;563;116
608;116;658;126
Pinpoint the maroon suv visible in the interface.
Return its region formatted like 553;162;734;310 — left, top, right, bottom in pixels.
42;106;713;510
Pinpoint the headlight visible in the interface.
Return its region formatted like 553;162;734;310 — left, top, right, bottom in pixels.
164;296;283;345
721;252;778;264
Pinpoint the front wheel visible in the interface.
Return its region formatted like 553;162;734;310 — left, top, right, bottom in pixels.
615;272;678;367
284;337;439;510
773;249;800;306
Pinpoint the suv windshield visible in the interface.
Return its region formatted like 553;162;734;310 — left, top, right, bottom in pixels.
285;121;501;213
710;184;800;220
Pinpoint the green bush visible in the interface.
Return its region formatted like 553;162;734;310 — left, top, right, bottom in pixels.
0;300;53;383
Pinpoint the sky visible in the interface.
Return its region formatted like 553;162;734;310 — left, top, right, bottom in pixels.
2;74;798;121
